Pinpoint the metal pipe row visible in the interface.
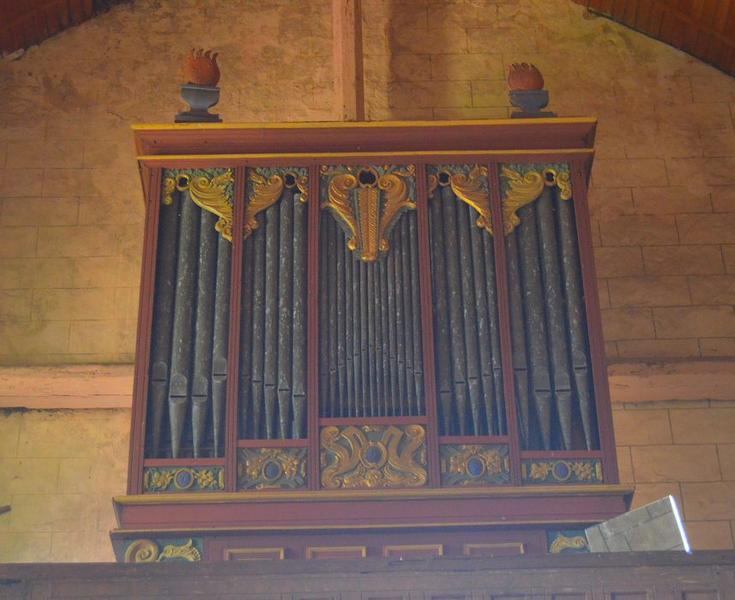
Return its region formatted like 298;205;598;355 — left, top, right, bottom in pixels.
146;178;231;459
240;188;308;439
319;213;424;417
505;187;596;450
429;187;506;436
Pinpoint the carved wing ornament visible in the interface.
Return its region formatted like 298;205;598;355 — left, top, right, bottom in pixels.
501;165;573;234
321;165;416;262
245;168;309;240
429;165;493;235
162;169;235;241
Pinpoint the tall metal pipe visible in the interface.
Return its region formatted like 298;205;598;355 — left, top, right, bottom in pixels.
263;203;280;438
291;189;308;438
408;213;424;416
249;215;267;438
277;189;294;438
211;233;230;455
482;231;505;435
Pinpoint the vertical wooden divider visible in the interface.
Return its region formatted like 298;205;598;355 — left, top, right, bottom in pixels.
570;161;620;483
307;163;321;490
127;166;162;495
225;166;247;492
416;163;441;487
487;162;523;486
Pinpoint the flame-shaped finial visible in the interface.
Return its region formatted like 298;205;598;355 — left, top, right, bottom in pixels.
507;63;544;91
182;48;220;87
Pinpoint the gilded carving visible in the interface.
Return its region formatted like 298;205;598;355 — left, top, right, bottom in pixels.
521;458;603;485
320;165;416;262
245;167;308;240
440;444;510;487
237;447;307;490
429;165;492;235
143;466;224;493
320;424;427;489
123;538;202;562
162;168;235;240
548;531;589;554
500;163;573;234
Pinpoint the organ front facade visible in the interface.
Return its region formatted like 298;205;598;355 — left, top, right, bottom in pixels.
112;118;631;562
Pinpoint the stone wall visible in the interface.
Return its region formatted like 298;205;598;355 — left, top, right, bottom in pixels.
1;0;734;364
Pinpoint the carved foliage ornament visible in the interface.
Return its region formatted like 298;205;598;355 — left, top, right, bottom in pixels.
440;444;510;487
500;163;572;234
143;466;224;493
320;424;427;489
237;447;307;490
245;167;308;239
428;165;493;235
320;165;416;262
162;168;234;240
124;538;202;562
521;458;603;484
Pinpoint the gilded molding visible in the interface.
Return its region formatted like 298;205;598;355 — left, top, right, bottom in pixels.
143;466;224;493
547;530;589;554
440;444;510;487
320;164;416;262
237;447;307;490
521;458;603;485
428;165;492;235
245;167;308;240
162;168;235;240
123;538;202;562
500;163;573;234
320;424;427;489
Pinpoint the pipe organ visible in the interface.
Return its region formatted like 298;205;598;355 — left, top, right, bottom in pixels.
113;119;631;562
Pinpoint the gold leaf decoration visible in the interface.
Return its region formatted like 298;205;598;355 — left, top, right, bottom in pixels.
245;171;285;239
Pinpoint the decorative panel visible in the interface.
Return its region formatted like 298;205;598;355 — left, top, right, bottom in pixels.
499;163;598;451
146;168;233;459
440;444;510;486
239;167;308;440
319;164;423;418
522;458;603;485
237;447;307;490
143;466;224;493
320;424;427;489
428;164;505;436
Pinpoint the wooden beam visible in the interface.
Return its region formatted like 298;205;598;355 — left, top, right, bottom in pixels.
332;0;365;121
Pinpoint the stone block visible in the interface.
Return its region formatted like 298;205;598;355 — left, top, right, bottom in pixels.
631;445;720;483
433;107;509;119
616;339;700;359
71;257;123;288
689;275;735;305
669;157;735;187
82;140;123;169
431;54;504;81
612;410;672;446
50;530;116;562
712;186;735;212
587;187;635;222
68;319;136;355
691;75;735;103
0;413;21;457
592;159;668;189
392;24;468;54
700;338;735;357
685;520;734;550
36;225;117;257
653;306;735;338
42;169;98;197
0;258;34;289
0;227;37;258
0;532;52;563
600;215;677;246
702;130;735;157
725;245;735;273
467;26;537;54
631;483;682;513
617;446;634;484
78;197;143;226
682;481;735;520
58;458;95;494
0;321;70;356
608;276;690;307
670;408;735;444
597;279;610;308
0;169;44;197
8;493;96;533
32;258;74;289
428;3;498;29
632;186;712;215
388;80;475;109
31;288;116;321
643;246;723;275
0;457;60;494
601;308;654;341
718;444;735;480
0;289;32;321
1;197;79;227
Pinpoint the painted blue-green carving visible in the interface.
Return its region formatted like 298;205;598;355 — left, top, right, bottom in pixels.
143;466;224;493
521;458;603;485
440;444;510;487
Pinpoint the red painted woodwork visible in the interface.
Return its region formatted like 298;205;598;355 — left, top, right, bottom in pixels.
118;119;629;560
